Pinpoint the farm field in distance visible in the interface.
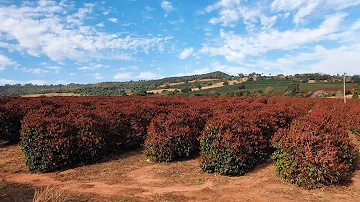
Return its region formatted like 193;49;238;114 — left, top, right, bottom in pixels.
1;96;360;201
2;71;360;98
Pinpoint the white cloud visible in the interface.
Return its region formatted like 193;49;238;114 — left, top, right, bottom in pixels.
0;53;15;70
211;61;251;75
192;68;210;75
244;44;360;75
0;78;49;85
270;0;360;25
45;66;61;70
271;0;307;12
209;8;241;26
205;0;240;13
28;80;47;85
353;19;360;30
325;0;360;10
176;67;212;77
108;18;118;23
22;68;49;75
179;47;194;59
113;72;132;80
103;11;111;15
0;79;18;85
283;12;290;18
293;0;318;25
145;6;154;12
260;15;278;30
45;66;61;73
118;65;138;70
137;71;158;79
201;13;346;63
96;22;105;27
161;1;174;12
79;64;107;71
121;23;136;26
205;0;260;28
309;45;360;75
169;19;184;24
0;2;173;63
94;72;104;80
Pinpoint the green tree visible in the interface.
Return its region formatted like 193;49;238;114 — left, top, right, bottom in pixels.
181;87;192;93
195;82;202;89
355;84;360;91
167;91;175;96
237;83;245;89
287;83;300;94
226;92;235;96
353;92;359;99
132;90;147;96
264;86;275;96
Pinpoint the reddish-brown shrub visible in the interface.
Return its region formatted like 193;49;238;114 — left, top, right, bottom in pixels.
21;104;108;173
0;98;26;143
200;110;275;176
145;109;204;162
272;112;356;189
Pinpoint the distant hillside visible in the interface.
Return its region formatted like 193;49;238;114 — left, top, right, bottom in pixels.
0;71;231;96
1;71;359;96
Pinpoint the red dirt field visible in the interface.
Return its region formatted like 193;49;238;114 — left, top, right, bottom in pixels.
1;143;360;202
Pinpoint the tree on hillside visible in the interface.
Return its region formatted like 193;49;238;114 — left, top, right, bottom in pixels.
181;87;192;93
237;83;245;89
265;86;275;97
352;92;359;99
194;82;202;90
287;83;300;94
132;90;148;96
351;75;360;83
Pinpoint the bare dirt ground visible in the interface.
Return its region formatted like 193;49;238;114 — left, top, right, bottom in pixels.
150;79;246;93
2;144;360;202
147;88;181;94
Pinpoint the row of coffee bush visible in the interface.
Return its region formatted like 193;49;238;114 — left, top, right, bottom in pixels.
272;115;355;189
0;96;359;189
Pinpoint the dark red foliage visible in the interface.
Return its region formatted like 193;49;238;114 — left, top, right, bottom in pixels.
0;98;26;142
20;103;108;172
272;109;356;189
0;95;357;184
199;105;280;176
144;108;205;162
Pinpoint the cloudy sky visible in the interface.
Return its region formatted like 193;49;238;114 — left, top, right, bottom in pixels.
0;0;359;85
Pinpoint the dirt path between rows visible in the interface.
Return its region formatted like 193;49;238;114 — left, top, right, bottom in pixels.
2;145;360;201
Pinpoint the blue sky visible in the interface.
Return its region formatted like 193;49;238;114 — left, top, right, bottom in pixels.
0;0;359;85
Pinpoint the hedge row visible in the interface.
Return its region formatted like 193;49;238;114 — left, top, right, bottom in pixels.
198;101;307;176
21;104;108;172
145;109;206;162
0;99;26;142
0;96;359;190
271;110;356;189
